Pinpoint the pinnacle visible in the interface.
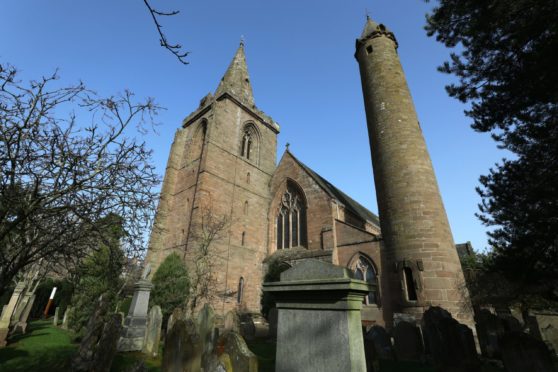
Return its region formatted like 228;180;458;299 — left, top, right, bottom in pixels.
215;43;255;107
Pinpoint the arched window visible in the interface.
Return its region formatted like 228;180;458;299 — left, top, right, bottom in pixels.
237;277;244;304
246;172;250;184
240;124;259;162
190;121;207;160
276;183;307;249
244;201;248;215
352;256;379;305
241;231;246;246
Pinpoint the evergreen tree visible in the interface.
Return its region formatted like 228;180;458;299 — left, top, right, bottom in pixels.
151;253;189;323
426;0;558;300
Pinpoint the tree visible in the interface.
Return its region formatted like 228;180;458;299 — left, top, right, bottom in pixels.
425;0;558;300
151;252;190;324
0;63;160;297
68;214;126;335
187;204;228;315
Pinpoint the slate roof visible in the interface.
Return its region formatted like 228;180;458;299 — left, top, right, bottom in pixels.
287;151;380;227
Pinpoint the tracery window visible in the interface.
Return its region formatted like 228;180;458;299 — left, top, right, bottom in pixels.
276;184;307;249
353;256;379;305
240;124;259;163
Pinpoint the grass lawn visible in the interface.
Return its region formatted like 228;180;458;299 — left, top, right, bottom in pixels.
0;320;161;372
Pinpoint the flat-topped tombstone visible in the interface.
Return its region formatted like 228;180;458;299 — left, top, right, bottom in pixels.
117;279;153;352
143;305;163;357
393;321;424;361
62;306;72;330
53;307;60;326
263;259;371;372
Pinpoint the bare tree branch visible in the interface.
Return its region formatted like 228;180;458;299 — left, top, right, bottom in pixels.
142;0;189;65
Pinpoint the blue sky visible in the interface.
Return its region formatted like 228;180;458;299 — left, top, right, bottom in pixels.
1;0;504;252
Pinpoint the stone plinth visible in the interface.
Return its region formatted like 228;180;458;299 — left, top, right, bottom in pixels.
117;279;153;351
0;282;26;347
263;259;371;372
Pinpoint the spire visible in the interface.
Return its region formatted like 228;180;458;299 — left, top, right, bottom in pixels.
215;42;255;107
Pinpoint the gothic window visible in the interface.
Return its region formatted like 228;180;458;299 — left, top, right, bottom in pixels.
276;183;307;249
190;121;207;161
237;277;244;304
404;267;418;301
239;124;259;163
353;256;379;305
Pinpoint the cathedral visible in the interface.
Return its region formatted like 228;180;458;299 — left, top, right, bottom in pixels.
145;17;474;329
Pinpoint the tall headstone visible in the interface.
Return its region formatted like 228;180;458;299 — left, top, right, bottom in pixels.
162;318;203;372
422;307;479;372
197;303;217;368
62;306;72;330
0;281;26;347
221;331;258;372
117;279;153;351
53;307;60;326
263;259;371;372
10;294;36;335
393;321;424;361
142;305;163;357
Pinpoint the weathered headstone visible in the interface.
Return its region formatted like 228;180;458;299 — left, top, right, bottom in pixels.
222;331;258;372
224;310;240;333
365;325;393;360
422;306;479;372
527;311;558;355
162;318;203;372
198;303;217;368
11;294;36;335
142;305;163;357
263;259;371;372
72;297;122;372
393;320;424;361
0;281;25;347
53;307;60;326
117;279;152;351
500;331;557;372
62;306;72;330
475;309;504;358
1;305;6;319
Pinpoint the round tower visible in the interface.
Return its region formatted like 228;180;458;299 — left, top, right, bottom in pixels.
355;18;474;327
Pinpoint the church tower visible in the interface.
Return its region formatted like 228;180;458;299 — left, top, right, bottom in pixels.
146;43;279;314
355;18;474;326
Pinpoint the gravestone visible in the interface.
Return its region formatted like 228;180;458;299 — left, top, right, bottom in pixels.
62;307;72;330
393;321;424;361
0;281;26;347
527;311;558;355
142;305;162;357
263;259;371;372
198;303;218;369
117;279;152;351
53;307;60;326
365;325;393;360
72;298;122;372
162;318;202;372
11;294;36;335
1;305;6;319
500;331;556;372
475;309;504;358
268;307;278;338
422;306;479;372
221;331;258;372
224;310;240;333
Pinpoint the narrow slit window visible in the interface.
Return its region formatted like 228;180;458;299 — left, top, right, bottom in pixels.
404;267;418;301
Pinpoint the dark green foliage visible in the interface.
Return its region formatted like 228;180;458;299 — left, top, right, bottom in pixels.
68;214;126;335
30;278;74;319
150;252;189;323
426;0;558;301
